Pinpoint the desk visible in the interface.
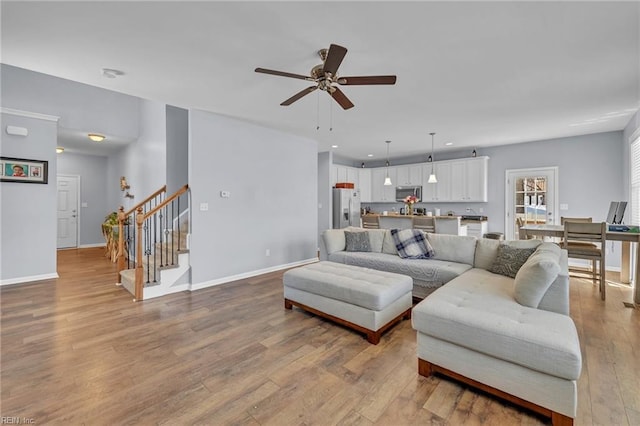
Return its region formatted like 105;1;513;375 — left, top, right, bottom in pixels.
521;224;640;304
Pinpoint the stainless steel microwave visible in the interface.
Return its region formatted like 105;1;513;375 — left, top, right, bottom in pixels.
396;186;422;202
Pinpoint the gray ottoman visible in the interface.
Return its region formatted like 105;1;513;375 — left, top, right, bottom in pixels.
283;261;413;344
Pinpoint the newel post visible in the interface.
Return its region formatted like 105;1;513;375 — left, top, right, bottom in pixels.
116;206;126;284
134;206;144;301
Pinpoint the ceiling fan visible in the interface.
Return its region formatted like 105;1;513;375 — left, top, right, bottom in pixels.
255;44;396;110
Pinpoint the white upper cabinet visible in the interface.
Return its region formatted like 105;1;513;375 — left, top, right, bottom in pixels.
331;165;360;189
422;157;488;202
371;167;397;202
358;168;372;202
395;164;423;187
449;157;488;202
355;157;488;203
465;157;488;202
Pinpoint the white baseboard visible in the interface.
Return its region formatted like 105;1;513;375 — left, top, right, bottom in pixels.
0;273;59;286
78;243;107;248
190;258;318;292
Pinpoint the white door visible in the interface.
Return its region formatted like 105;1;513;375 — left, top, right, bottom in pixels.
505;167;558;240
57;175;79;248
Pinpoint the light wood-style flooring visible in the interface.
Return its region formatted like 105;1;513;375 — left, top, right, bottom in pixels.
1;248;639;425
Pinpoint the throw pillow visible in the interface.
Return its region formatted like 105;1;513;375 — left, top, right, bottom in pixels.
366;229;386;253
382;230;398;255
390;229;435;259
514;249;561;308
345;230;371;252
488;244;536;278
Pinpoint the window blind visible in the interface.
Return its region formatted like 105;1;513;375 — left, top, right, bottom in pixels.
631;137;640;225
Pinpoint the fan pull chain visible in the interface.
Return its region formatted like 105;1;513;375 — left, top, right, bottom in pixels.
316;91;320;130
329;98;333;131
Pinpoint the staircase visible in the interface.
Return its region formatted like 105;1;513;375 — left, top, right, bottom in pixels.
116;185;191;301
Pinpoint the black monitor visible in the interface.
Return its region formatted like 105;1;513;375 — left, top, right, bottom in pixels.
606;201;627;224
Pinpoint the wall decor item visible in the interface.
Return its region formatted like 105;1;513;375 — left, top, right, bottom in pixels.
0;157;48;184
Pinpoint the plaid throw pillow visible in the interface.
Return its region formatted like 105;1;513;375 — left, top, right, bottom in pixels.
390;229;435;259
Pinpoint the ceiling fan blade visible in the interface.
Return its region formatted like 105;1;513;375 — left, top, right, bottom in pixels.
322;44;348;76
280;86;318;106
337;75;397;85
255;67;313;81
329;87;354;110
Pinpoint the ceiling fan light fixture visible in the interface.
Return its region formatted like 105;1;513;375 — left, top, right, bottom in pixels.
384;140;393;186
88;133;106;142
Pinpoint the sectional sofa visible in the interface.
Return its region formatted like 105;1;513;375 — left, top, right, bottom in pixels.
319;227;582;425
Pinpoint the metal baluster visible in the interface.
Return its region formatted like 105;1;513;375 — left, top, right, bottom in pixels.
177;197;181;251
152;212;157;283
165;204;169;266
171;200;175;265
144;218;150;284
159;208;164;268
132;214;136;269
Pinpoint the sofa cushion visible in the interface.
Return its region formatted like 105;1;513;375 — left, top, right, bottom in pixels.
382;230;398;255
514;243;562;308
345;230;371;252
427;233;477;265
412;268;582;381
391;229;434;259
488;244;536;278
367;229;386;253
474;238;542;270
323;229;346;255
328;251;471;290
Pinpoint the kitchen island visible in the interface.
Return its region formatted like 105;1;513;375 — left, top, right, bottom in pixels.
363;214;468;235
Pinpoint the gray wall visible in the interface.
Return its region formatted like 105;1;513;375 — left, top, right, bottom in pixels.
107;99;167;211
1;112;58;282
57;152;108;246
317;151;332;246
0;64;140;139
189;110;317;285
359;131;624;267
166;105;189;195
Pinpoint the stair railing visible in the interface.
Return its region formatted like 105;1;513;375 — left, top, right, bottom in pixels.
116;185;167;285
119;185;190;300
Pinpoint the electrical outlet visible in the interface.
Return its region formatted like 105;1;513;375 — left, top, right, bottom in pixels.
200;202;209;211
220;191;230;198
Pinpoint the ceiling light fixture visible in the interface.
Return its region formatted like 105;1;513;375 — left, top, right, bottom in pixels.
384;140;393;186
445;142;453;146
367;154;374;157
428;133;438;184
56;147;64;154
102;68;124;79
331;145;338;148
88;133;106;142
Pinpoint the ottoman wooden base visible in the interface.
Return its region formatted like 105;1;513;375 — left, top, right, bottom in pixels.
285;298;411;344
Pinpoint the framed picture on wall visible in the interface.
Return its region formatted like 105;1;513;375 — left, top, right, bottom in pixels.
0;157;48;184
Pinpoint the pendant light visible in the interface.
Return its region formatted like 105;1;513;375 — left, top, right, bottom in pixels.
428;133;438;183
384;140;392;186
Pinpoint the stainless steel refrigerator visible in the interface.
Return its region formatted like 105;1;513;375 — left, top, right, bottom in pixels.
333;188;361;228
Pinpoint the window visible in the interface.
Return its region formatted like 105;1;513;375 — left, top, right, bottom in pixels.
631;137;640;225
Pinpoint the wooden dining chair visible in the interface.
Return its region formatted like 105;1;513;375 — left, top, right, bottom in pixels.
413;216;436;233
362;215;380;229
563;221;607;300
515;217;534;240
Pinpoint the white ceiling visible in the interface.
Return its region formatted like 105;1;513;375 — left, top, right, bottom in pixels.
2;1;639;160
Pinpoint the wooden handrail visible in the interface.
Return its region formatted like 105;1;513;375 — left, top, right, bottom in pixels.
142;185;189;220
123;185;167;217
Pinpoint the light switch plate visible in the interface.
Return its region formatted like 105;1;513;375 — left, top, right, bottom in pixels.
200;202;209;211
81;202;88;208
560;203;569;210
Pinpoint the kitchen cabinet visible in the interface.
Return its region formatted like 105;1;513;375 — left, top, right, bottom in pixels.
371;168;397;202
331;165;359;189
395;164;423;187
450;157;488;202
358;168;372;202
464;221;488;238
422;157;488;202
422;162;451;201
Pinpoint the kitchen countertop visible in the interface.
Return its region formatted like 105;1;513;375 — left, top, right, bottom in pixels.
364;213;463;219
